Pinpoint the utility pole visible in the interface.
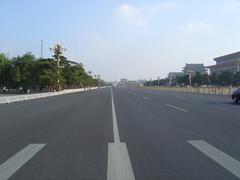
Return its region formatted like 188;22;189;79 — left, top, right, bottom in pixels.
187;69;193;86
41;40;43;58
157;76;160;86
98;74;100;88
50;43;67;91
169;74;172;86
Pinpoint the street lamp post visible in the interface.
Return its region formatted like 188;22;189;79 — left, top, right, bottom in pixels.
157;76;160;86
187;69;193;86
98;74;100;88
50;43;67;91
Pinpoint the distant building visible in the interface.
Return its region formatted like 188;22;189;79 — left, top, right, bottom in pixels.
127;81;138;87
117;78;128;87
207;51;240;75
138;79;147;87
183;63;207;74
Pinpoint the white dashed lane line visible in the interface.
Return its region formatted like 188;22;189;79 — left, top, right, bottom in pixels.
0;144;46;180
142;96;150;100
166;104;188;112
189;140;240;178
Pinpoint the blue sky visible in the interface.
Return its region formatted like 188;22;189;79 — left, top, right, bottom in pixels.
1;0;240;81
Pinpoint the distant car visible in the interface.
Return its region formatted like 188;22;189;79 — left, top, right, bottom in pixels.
231;88;240;103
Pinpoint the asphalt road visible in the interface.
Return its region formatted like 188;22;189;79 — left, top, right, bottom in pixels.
0;87;240;180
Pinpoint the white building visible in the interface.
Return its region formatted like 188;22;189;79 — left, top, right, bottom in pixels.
207;51;240;74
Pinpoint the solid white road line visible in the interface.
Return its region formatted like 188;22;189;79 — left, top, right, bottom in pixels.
188;140;240;178
166;104;188;112
108;143;135;180
111;89;120;143
108;88;135;180
142;96;150;100
0;144;46;180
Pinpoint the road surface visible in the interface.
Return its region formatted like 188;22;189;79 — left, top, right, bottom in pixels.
0;87;240;180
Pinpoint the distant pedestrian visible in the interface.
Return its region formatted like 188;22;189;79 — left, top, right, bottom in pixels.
3;86;6;94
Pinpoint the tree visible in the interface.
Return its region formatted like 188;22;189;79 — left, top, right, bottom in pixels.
233;71;240;86
218;71;234;86
0;52;101;91
210;73;218;85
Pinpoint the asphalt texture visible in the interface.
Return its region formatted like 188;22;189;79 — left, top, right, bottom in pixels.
0;87;240;180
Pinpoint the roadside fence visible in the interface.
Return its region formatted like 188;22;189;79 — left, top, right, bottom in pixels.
0;87;98;104
145;86;238;96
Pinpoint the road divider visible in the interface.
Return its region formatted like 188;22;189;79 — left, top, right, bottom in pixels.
0;87;99;104
144;86;237;96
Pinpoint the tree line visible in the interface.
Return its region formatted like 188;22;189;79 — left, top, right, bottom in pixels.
145;72;240;87
0;52;104;92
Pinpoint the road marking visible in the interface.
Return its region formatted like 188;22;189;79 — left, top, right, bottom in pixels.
175;96;185;99
166;104;188;112
0;144;46;180
188;140;240;178
142;96;150;100
108;88;135;180
111;89;120;143
108;143;135;180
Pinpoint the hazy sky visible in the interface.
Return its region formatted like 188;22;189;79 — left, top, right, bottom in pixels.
1;0;240;81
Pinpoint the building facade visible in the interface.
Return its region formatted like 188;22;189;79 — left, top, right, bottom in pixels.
207;51;240;75
183;63;207;74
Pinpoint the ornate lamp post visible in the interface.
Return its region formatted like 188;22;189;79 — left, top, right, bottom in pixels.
50;43;67;91
187;68;193;86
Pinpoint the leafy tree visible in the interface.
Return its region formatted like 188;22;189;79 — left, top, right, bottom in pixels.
233;71;240;86
218;71;234;86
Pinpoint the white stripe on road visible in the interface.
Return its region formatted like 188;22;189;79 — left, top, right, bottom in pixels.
108;143;135;180
0;144;46;180
142;96;150;100
175;96;185;99
166;104;188;112
111;89;120;143
108;88;135;180
188;140;240;178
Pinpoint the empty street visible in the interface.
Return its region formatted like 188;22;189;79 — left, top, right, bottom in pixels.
0;87;240;179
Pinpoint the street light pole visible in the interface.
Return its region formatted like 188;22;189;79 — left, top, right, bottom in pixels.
50;43;67;91
98;74;100;88
187;69;193;86
157;76;160;86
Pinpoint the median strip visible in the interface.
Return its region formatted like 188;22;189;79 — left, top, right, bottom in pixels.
0;87;99;104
